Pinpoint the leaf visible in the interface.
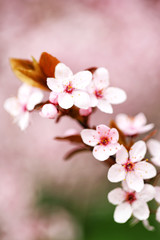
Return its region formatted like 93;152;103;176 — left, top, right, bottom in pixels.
55;134;83;144
64;147;90;160
39;52;60;77
10;57;49;90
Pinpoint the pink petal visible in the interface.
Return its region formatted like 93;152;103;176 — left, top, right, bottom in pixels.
47;78;64;92
18;83;32;104
93;145;110;161
133;113;147;127
129;141;146;163
96;124;110;137
93;67;109;89
134;161;157;179
136;184;155;202
126;171;144;192
58;93;73;109
105;143;121;155
27;91;43;111
108;164;126;182
155;187;160;203
80;129;99;147
40;104;57;119
147;139;160;157
156;206;160;222
73;90;91;109
138;124;154;134
49;92;58;104
114;202;132;223
55;63;73;79
97;99;113;113
4;97;21;116
115;113;131;132
90;94;98;107
122;180;133;193
150;156;160;167
132;200;149;220
105;87;127;104
108;128;119;143
17;112;30;131
79;107;92;116
72;71;92;90
116;146;128;165
108;188;125;205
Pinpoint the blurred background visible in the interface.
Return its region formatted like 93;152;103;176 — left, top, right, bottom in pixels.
1;0;160;239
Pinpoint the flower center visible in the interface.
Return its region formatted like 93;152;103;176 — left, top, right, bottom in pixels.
22;104;27;112
95;89;103;99
65;82;74;94
125;192;136;204
123;160;135;172
100;136;109;146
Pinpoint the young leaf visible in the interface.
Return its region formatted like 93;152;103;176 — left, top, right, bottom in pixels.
39;52;60;77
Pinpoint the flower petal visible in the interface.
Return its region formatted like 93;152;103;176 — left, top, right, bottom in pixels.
49;92;58;104
55;63;73;79
58;93;73;109
134;161;157;179
73;90;91;109
155;187;160;203
126;171;144;192
72;71;92;89
129;141;146;163
138;124;154;134
47;78;64;92
133;113;147;127
96;124;110;137
79;107;92;116
147;139;160;157
97;99;113;113
80;129;99;147
108;128;119;143
93;67;109;89
18;83;32;104
122;180;133;193
105;87;127;104
108;188;126;205
116;146;128;165
108;164;126;182
17;112;30;131
90;94;98;107
4;97;21;116
115;113;131;132
114;202;132;223
93;145;110;161
40;104;57;119
156;206;160;223
136;184;155;202
27;91;43;111
132;200;149;220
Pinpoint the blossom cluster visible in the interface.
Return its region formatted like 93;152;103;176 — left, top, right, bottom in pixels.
4;53;160;230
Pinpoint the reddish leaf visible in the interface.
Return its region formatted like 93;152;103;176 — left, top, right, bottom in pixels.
39;52;60;78
55;134;83;144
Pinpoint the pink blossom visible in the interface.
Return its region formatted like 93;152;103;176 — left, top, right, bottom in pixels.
154;186;160;223
108;141;156;192
79;107;92;116
108;181;155;223
4;84;43;130
40;104;57;119
115;113;154;136
47;63;92;109
80;124;121;161
147;139;160;166
88;67;127;113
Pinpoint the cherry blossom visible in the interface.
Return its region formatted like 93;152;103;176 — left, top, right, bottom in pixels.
147;139;160;166
79;107;92;116
87;67;127;113
47;63;92;109
4;84;43;130
40;104;57;119
115;113;154;136
108;141;156;192
108;181;155;223
154;186;160;223
80;124;121;161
